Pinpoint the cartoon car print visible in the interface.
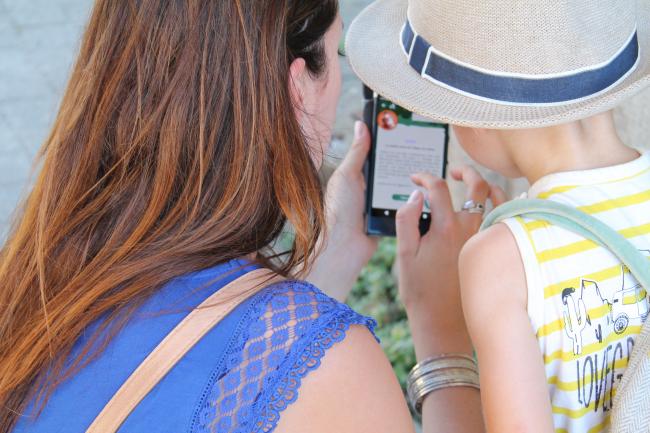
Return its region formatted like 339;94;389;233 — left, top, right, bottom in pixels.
580;265;649;335
610;274;648;334
561;251;650;355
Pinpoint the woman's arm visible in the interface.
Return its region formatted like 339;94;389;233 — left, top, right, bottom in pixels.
459;224;554;433
305;122;378;301
409;310;485;433
395;168;505;433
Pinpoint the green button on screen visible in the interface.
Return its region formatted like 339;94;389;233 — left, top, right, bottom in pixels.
391;193;431;210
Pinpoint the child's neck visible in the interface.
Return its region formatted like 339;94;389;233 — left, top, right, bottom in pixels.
502;112;640;185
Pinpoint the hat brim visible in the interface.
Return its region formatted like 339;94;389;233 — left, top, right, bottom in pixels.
346;0;650;129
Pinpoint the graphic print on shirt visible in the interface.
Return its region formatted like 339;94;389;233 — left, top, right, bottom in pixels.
504;155;650;433
559;251;650;414
561;254;650;356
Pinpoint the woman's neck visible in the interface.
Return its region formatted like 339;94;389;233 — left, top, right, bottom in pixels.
502;112;640;184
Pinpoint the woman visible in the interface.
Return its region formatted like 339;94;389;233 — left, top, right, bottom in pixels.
0;1;488;432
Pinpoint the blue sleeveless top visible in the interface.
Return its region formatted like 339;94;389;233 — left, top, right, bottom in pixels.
12;259;376;433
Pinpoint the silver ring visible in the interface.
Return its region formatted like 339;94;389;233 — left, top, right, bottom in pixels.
462;200;485;214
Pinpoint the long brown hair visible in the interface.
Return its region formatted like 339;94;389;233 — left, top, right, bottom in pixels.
0;0;338;430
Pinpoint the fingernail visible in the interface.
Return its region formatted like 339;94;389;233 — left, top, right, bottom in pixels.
408;190;423;203
354;121;365;139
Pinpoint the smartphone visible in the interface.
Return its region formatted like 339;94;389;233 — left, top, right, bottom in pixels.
363;88;449;237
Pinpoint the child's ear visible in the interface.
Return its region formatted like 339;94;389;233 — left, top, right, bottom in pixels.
288;58;307;121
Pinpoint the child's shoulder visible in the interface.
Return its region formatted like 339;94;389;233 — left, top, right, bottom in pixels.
460;223;527;312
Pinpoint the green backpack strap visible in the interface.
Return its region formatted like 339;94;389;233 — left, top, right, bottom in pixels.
481;198;650;433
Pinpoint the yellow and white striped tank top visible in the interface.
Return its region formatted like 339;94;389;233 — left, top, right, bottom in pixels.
503;153;650;433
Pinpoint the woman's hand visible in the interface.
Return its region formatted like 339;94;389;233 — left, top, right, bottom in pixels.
396;167;506;357
305;122;378;301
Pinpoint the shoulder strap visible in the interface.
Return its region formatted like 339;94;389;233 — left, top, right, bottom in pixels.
481;199;650;433
481;199;650;289
86;267;283;433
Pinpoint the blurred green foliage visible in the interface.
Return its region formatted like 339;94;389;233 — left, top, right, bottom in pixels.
347;238;416;390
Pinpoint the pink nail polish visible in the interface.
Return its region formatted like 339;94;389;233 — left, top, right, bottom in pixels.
408;190;422;203
354;121;364;139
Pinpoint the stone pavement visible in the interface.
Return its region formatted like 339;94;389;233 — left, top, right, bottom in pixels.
1;0;649;239
0;0;93;238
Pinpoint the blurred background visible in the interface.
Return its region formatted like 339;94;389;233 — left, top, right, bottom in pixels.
3;0;650;235
2;0;650;398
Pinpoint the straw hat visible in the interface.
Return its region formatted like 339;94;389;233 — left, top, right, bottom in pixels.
346;0;650;129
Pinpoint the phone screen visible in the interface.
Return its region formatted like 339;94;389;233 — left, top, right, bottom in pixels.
368;97;448;233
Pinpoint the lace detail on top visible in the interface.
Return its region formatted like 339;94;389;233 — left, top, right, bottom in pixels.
191;280;377;433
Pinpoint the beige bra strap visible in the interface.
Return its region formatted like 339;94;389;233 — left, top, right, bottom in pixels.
86;268;282;433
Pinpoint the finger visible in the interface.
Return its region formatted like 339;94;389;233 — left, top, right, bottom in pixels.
396;190;424;259
455;165;490;203
489;184;508;207
340;121;371;173
410;173;454;223
449;166;463;182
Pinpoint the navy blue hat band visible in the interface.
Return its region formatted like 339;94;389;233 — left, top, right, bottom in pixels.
400;20;640;105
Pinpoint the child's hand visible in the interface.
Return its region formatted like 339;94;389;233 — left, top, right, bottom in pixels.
395;167;505;357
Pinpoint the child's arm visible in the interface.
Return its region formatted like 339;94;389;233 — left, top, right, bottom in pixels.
459;223;555;433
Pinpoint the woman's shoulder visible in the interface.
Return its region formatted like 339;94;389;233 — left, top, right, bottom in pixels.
249;279;377;338
189;278;377;433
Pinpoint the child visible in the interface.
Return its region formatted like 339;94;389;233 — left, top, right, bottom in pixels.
457;112;647;433
346;0;650;431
